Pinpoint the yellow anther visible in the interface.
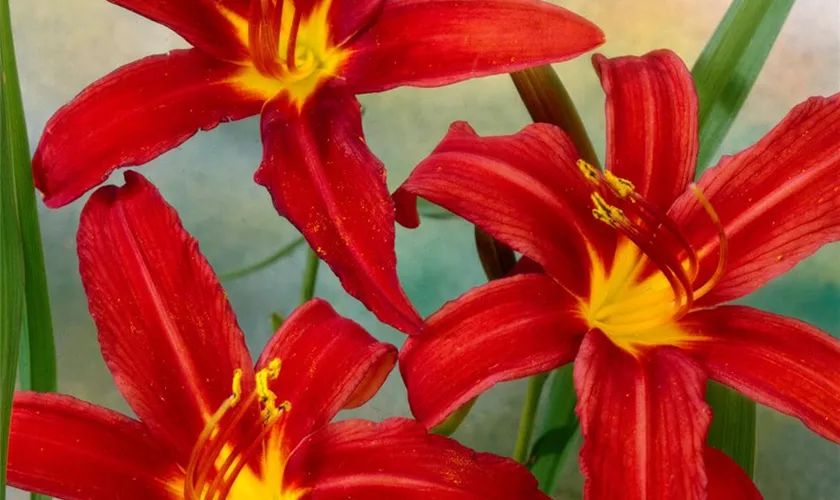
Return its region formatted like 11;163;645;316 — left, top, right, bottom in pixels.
255;359;283;422
576;159;601;184
591;193;629;226
230;369;243;405
604;171;635;198
592;209;616;227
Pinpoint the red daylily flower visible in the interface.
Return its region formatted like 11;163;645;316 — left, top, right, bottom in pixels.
32;0;604;335
8;171;549;500
393;49;840;499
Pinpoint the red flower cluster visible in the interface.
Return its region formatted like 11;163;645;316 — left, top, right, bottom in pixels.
11;0;840;499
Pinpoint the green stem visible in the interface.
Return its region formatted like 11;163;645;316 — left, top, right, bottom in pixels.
219;237;305;281
510;66;601;169
299;247;321;304
431;398;477;437
512;373;549;463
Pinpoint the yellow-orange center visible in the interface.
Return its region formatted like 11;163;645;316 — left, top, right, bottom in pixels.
222;0;349;108
575;160;728;354
182;359;307;500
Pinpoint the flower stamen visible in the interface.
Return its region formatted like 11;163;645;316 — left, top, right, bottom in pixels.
184;359;290;500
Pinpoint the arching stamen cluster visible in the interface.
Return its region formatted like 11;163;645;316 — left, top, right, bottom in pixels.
249;0;309;78
576;160;728;328
184;360;291;500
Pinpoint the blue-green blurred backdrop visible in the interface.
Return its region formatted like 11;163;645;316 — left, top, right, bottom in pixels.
7;0;840;498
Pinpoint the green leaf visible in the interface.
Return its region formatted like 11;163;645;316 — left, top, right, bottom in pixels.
706;382;756;476
0;0;29;496
528;365;578;494
692;0;795;171
690;0;793;476
218;236;305;281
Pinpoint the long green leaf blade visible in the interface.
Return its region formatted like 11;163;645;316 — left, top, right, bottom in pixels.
0;1;56;397
692;0;795;171
690;0;794;476
0;16;25;500
528;365;578;494
219;236;305;281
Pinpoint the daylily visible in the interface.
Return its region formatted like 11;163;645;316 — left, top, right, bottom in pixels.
32;0;604;334
393;49;840;498
7;171;549;500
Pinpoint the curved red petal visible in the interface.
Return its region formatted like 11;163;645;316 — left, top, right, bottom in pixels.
344;0;603;93
400;274;585;428
254;299;397;450
284;418;549;499
393;121;613;295
109;0;250;60
254;86;422;334
669;93;840;305
683;306;840;443
574;330;710;500
34;49;263;208
705;448;763;500
8;392;183;500
77;172;256;461
595;50;698;210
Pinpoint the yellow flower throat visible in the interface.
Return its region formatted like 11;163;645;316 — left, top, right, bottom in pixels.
575;160;728;354
225;0;349;107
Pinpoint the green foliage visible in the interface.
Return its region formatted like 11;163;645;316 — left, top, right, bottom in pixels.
693;0;795;171
0;0;29;500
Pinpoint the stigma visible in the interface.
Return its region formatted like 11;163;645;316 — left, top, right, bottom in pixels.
184;359;291;500
576;160;728;338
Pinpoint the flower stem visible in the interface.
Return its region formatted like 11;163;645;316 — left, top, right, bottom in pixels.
510;66;601;169
512;372;549;464
299;247;320;304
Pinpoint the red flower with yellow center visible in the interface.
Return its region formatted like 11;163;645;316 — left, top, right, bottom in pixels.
7;172;550;500
32;0;604;335
393;49;840;498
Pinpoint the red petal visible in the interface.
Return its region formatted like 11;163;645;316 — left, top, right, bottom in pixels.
394;121;613;295
8;392;182;500
329;0;385;44
400;274;585;428
344;0;603;93
683;306;840;443
109;0;250;60
574;330;710;500
669;93;840;305
594;50;698;210
284;418;549;499
254;86;422;334
77;172;256;461
34;49;263;208
705;448;763;500
254;299;397;450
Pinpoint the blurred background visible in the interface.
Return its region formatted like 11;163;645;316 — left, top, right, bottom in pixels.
6;0;840;498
